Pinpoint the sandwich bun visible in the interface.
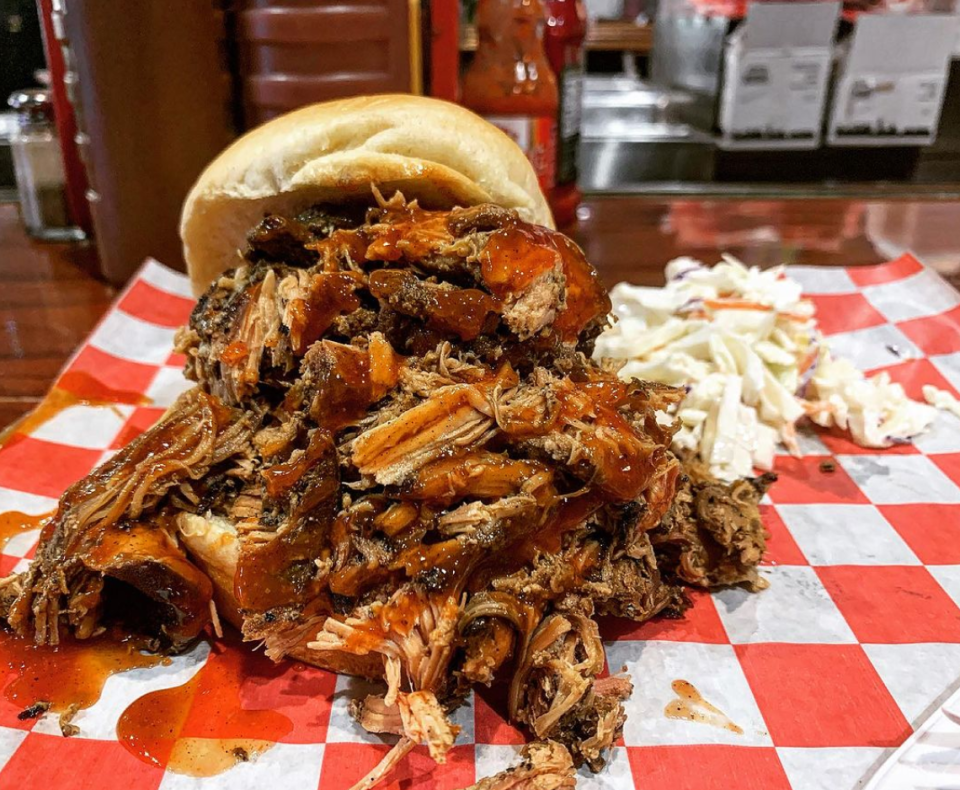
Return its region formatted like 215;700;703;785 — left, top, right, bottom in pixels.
180;94;554;295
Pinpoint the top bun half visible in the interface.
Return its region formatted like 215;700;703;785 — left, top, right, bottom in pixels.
180;94;555;294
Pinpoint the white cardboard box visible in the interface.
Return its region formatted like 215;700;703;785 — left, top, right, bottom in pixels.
719;2;840;150
827;14;959;147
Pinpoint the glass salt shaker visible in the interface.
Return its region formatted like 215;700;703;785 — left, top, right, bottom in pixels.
7;88;83;241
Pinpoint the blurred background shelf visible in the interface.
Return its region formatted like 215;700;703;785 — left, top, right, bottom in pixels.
584;19;654;51
459;19;654;53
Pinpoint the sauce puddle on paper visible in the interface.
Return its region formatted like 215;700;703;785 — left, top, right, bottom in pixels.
664;679;743;734
117;663;294;777
0;373;151;448
0;510;52;553
0;629;166;718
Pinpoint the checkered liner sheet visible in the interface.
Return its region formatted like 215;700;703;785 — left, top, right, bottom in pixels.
2;256;960;790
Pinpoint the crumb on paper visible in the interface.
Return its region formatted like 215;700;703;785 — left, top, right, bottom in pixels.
58;703;80;737
17;701;50;721
924;385;960;419
819;459;836;473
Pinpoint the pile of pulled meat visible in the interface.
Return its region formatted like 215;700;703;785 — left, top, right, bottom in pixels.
0;194;773;789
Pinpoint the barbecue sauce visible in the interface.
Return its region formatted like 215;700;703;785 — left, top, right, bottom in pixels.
544;0;587;226
368;269;501;342
0;629;166;716
397;452;549;504
309;338;401;432
54;391;221;532
54;370;151;407
461;0;559;193
480;224;610;342
311;345;375;431
336;586;458;654
582;407;661;502
116;661;292;776
236;431;339;611
288;272;363;355
365;226;403;261
481;225;560;295
260;430;334;500
394;537;473;582
1;375;150;448
305;201;441;267
551;234;611;339
579;374;630;409
221;341;248;365
504;492;603;573
361;201;453;263
84;522;214;645
492;374;659;502
0;511;52;552
664;680;744;734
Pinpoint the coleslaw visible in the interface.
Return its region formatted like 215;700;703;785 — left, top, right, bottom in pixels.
595;256;938;480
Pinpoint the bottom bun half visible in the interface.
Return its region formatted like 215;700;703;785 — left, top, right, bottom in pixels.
177;513;384;679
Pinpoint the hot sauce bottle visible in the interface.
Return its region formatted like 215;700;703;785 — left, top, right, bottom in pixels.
544;0;586;227
462;0;560;200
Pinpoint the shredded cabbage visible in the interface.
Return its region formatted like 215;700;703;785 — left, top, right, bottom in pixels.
595;256;938;480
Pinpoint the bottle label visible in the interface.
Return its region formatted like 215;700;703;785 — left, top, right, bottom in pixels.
485;115;557;191
557;46;584;186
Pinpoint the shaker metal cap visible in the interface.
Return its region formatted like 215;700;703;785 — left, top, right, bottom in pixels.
7;88;54;121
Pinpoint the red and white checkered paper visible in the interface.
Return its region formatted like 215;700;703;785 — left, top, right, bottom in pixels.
2;255;960;790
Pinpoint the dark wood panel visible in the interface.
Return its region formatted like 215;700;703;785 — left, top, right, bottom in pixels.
460;19;654;53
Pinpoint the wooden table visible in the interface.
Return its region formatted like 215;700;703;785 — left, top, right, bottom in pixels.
3;195;960;430
0;203;114;429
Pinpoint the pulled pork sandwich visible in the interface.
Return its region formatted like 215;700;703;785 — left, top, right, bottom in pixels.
0;95;772;788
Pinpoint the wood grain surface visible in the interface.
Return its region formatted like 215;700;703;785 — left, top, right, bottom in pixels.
3;196;959;430
0;203;114;429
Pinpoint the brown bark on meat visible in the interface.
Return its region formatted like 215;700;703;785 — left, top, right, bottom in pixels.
652;459;775;590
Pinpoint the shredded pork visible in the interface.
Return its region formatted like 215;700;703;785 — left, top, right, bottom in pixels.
0;194;773;788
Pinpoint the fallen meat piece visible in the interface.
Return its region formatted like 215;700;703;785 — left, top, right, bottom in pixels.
4;389;254;647
652;458;776;590
510;612;632;769
349;688;460;763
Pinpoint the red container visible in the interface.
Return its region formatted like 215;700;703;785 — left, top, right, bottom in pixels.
461;0;560;196
58;0;235;281
544;0;586;227
237;0;420;127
